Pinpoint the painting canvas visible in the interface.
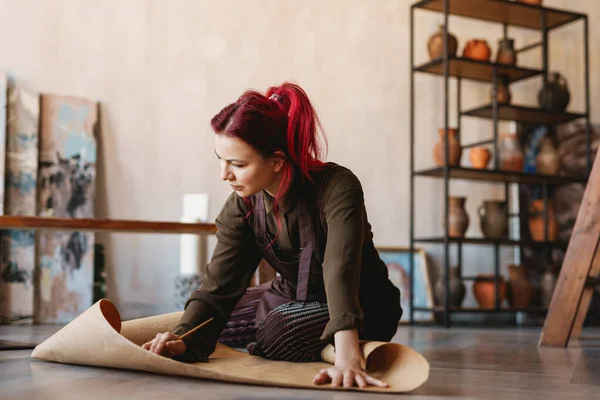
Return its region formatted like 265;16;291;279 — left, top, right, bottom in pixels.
36;94;98;323
0;86;40;324
377;247;434;322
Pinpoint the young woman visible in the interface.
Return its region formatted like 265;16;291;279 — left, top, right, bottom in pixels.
142;82;402;389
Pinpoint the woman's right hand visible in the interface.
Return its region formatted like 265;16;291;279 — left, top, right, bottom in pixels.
141;332;186;358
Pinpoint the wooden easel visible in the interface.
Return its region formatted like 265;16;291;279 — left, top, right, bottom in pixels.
539;148;600;347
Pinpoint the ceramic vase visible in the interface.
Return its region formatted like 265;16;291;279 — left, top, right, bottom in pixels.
506;265;533;308
433;128;462;166
536;137;561;175
499;133;525;172
490;77;512;104
496;38;517;65
427;24;458;60
478;200;508;239
473;274;507;309
540;266;557;307
445;196;469;238
470;147;491;169
462;39;491;61
529;199;558;241
434;266;466;308
538;72;571;112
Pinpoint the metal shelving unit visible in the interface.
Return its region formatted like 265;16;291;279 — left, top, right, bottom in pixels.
409;0;591;326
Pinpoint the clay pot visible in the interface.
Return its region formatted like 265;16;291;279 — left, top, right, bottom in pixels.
516;0;542;5
434;266;466;308
469;147;491;169
462;39;491;62
540;266;557;307
445;196;469;238
427;24;458;60
506;265;533;308
496;38;517;65
478;200;508;239
529;199;558;241
499;133;524;172
538;72;571;112
490;77;512;104
433;128;462;166
536;137;560;175
473;274;507;309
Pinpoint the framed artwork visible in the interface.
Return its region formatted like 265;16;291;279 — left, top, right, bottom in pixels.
376;246;434;323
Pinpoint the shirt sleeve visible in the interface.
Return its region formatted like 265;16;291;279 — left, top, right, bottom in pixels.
172;192;263;360
319;168;366;345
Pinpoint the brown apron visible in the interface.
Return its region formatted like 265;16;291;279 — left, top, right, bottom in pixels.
252;191;327;323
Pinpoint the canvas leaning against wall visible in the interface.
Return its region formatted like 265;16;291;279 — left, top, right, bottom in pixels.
35;94;98;324
377;246;434;323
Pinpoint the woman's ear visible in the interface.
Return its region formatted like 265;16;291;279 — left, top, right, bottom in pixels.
271;151;286;172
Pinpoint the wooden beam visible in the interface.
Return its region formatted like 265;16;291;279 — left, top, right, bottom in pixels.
0;216;217;235
570;245;600;338
539;148;600;347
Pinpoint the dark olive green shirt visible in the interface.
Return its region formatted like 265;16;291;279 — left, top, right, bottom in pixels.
173;166;390;357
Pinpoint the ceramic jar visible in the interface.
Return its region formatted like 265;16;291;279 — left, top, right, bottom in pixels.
427;25;458;60
506;265;533;308
469;147;491;169
462;39;491;61
478;200;508;239
434;266;466;308
529;199;558;241
496;38;517;65
499;133;525;172
538;72;571;112
536;137;560;175
473;274;507;309
490;77;512;104
445;196;469;238
433;128;462;166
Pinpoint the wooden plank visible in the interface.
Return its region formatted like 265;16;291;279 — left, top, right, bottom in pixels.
570;245;600;338
538;148;600;347
0;216;217;235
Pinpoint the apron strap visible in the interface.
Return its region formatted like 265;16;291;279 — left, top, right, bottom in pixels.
254;193;268;244
296;197;315;301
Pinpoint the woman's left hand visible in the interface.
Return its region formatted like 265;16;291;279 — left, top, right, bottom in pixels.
312;360;389;388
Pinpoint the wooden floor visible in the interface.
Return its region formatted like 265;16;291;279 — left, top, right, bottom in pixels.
1;324;600;399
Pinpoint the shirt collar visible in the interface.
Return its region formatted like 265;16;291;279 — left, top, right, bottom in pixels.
262;179;300;215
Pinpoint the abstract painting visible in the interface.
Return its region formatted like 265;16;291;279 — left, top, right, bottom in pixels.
376;246;434;323
36;94;98;323
0;86;40;324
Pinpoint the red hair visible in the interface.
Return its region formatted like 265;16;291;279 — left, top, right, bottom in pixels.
211;82;327;227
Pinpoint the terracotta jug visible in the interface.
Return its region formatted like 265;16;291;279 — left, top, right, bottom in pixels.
427;24;458;60
473;274;507;309
433;128;462;166
434;266;466;308
469;147;491;169
445;196;469;238
462;39;491;61
496;38;517;65
506;265;533;308
538;72;570;112
529;199;557;241
490;77;512;104
499;133;524;172
536;137;560;175
478;200;508;239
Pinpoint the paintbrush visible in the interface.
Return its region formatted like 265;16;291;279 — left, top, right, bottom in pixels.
175;317;214;341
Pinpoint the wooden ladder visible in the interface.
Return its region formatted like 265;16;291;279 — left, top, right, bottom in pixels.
539;148;600;347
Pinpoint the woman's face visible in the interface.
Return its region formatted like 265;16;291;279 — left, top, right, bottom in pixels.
214;134;284;198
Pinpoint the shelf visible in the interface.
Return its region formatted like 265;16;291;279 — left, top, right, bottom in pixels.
414;237;568;248
414;306;548;313
414;56;541;83
0;216;218;235
462;104;587;125
413;0;585;31
414;166;587;185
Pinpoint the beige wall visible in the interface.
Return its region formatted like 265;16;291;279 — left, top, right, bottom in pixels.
0;0;597;318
